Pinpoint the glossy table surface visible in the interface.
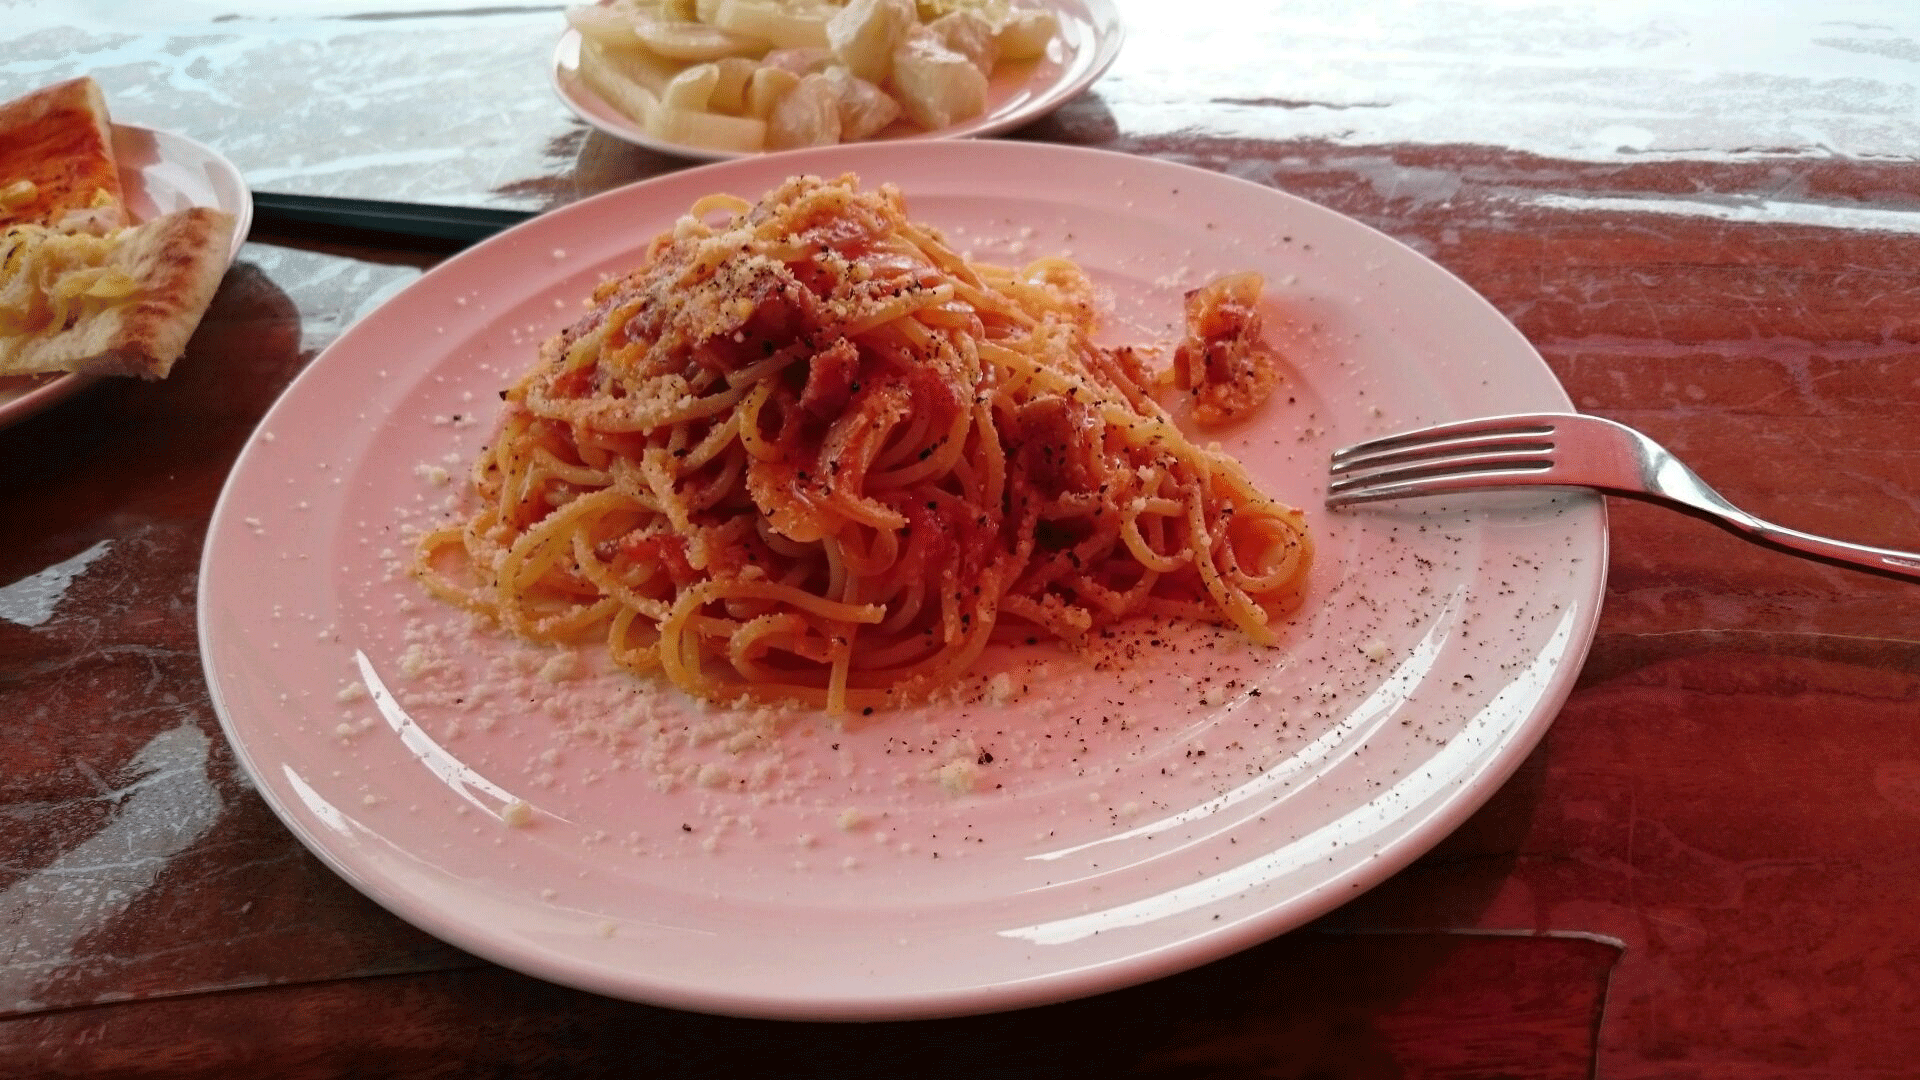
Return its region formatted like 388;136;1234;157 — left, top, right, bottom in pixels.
5;2;1919;1076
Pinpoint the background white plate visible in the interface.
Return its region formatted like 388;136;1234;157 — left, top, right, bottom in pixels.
0;123;253;428
550;0;1124;160
199;141;1606;1020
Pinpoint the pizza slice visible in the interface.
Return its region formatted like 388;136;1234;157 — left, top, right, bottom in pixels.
0;77;236;380
0;76;125;233
0;206;236;379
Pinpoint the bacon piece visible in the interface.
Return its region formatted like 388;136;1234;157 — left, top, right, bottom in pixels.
548;364;595;399
1010;393;1097;496
616;529;696;584
1172;271;1281;426
798;337;860;420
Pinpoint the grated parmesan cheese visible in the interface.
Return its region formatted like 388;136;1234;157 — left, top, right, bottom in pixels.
934;758;978;793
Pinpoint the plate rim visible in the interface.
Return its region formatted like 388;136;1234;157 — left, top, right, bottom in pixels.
548;0;1126;161
198;139;1608;1020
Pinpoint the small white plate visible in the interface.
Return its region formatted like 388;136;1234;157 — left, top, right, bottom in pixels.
551;0;1124;160
0;124;253;428
200;141;1606;1020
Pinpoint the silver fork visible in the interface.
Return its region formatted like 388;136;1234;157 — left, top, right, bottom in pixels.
1327;412;1920;582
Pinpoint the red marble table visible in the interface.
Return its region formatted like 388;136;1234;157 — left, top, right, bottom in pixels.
3;2;1918;1076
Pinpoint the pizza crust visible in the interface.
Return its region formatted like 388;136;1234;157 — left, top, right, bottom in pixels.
0;206;236;380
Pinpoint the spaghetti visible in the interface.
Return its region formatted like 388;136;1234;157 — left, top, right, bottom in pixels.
414;174;1311;712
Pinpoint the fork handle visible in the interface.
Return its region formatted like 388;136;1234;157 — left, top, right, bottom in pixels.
1624;433;1920;582
1733;517;1920;582
1661;490;1920;582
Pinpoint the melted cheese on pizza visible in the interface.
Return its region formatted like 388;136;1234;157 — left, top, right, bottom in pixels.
0;222;142;337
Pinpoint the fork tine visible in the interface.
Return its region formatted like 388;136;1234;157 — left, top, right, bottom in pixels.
1327;457;1555;505
1330;446;1555;488
1328;414;1570;507
1331;432;1556;474
1328;415;1558;468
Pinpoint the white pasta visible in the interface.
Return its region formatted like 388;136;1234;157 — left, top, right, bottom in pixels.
567;0;1059;152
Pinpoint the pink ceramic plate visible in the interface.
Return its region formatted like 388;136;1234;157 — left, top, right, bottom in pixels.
550;0;1124;161
0;124;252;428
199;141;1605;1020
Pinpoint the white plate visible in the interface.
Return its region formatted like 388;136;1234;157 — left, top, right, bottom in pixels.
550;0;1124;160
0;123;253;428
199;141;1606;1020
